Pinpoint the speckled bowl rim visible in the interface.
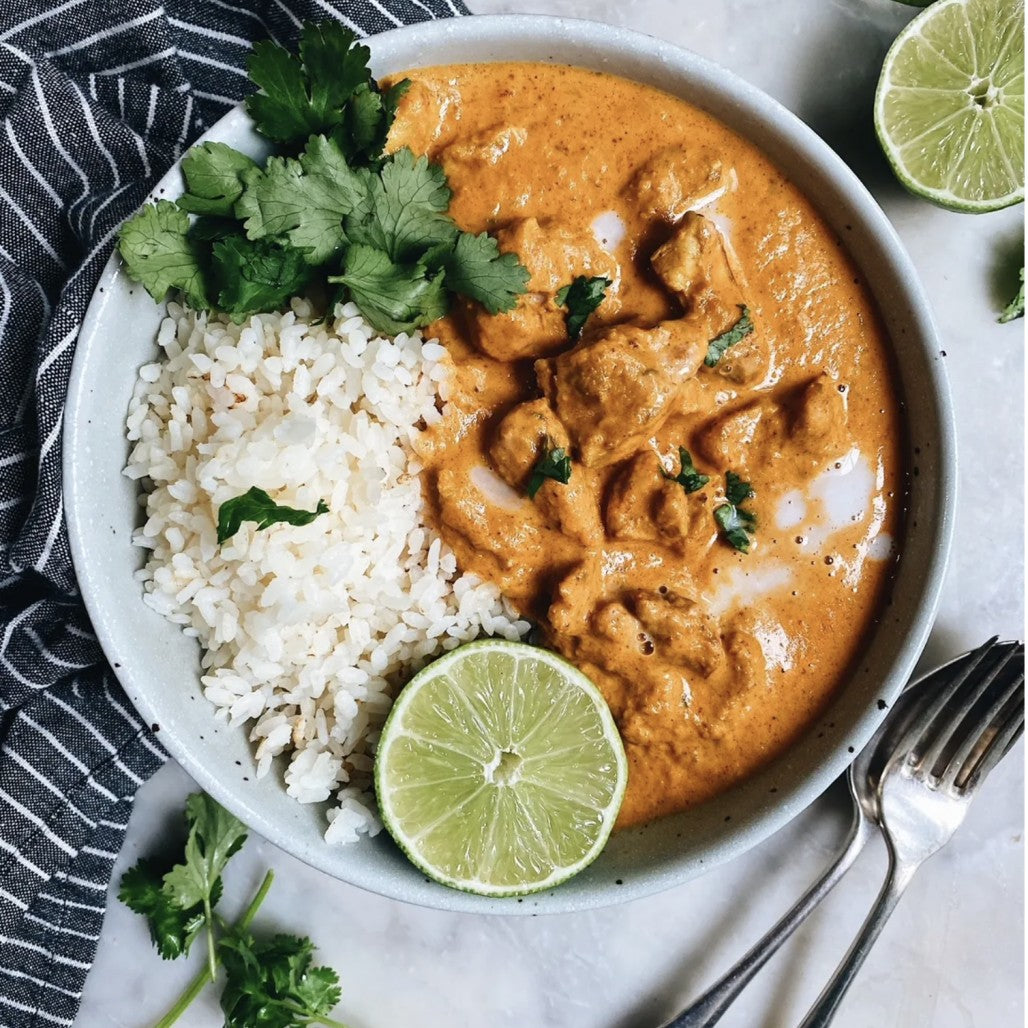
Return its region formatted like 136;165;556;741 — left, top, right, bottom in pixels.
64;14;955;915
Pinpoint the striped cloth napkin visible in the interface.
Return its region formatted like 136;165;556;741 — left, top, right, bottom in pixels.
0;2;464;1024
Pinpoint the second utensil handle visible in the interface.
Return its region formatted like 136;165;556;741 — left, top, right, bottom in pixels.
796;854;918;1028
664;811;875;1028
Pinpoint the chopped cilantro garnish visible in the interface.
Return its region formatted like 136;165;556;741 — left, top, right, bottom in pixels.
555;275;611;340
662;447;710;493
527;446;572;499
714;471;756;552
704;305;754;367
999;267;1024;323
217;487;328;545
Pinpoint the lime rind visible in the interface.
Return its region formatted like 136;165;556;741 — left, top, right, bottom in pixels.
374;639;628;898
875;0;1025;212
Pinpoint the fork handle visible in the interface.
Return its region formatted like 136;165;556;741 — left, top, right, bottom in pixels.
662;811;874;1028
797;856;919;1028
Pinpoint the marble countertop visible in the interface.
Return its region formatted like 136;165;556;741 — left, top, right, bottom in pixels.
78;1;1025;1025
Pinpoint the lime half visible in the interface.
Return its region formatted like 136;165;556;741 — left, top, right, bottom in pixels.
374;640;628;897
875;0;1024;212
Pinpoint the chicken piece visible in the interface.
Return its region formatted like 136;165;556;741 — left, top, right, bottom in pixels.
628;590;724;678
548;559;604;639
489;399;569;491
652;485;709;550
650;212;746;339
696;373;852;476
789;374;851;464
591;601;648;650
534;470;604;547
604;452;665;542
694;399;771;474
723;626;768;696
467;218;620;361
439;123;528;178
624;145;726;223
602;451;705;550
536;321;707;468
499;218;618;295
386;78;461;155
432;467;542;601
714;333;772;388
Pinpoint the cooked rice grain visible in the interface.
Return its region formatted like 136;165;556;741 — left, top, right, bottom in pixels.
126;298;528;843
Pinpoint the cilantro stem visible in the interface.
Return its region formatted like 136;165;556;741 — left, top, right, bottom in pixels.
154;870;275;1028
203;894;217;982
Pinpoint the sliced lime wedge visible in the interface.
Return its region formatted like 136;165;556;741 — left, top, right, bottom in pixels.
374;640;628;897
875;0;1024;212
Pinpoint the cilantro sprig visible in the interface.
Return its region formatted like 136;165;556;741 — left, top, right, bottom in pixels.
714;471;757;553
662;447;710;494
217;487;329;545
999;266;1024;323
117;22;529;332
121;793;347;1028
704;305;754;367
556;275;611;340
527;445;572;499
119;793;246;977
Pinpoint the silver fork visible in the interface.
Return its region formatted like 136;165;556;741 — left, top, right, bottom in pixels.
798;639;1025;1028
662;639;1014;1028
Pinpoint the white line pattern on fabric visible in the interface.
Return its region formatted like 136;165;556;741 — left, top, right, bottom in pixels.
0;790;77;856
43;9;166;58
0;6;460;1025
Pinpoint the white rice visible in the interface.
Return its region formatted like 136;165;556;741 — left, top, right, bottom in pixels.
125;298;529;843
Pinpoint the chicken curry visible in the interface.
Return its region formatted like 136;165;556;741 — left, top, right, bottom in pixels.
391;63;904;828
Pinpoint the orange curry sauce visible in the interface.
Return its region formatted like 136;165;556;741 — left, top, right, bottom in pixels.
388;63;905;828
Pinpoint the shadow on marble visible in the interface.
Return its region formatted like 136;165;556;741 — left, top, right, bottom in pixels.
611;782;857;1028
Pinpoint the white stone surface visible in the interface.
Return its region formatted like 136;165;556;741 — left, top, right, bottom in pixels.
77;1;1024;1025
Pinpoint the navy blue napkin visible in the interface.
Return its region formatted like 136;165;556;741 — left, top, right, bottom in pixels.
0;2;464;1024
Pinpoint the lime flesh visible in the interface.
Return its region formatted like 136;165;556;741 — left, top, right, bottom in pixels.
875;0;1024;212
374;640;628;897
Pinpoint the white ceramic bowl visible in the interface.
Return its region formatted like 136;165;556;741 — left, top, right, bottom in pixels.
64;15;955;914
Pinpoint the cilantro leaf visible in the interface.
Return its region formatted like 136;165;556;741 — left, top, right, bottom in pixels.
330;245;448;335
527;446;572;499
118;859;206;961
219;928;345;1028
217;487;329;545
246;22;372;148
704;305;754;367
178;142;259;217
235;138;370;265
345;147;454;262
999;267;1024;323
555;275;611;340
715;471;757;552
437;231;530;314
662;447;710;493
161;793;249;910
724;470;754;507
118;200;208;310
211;235;312;319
